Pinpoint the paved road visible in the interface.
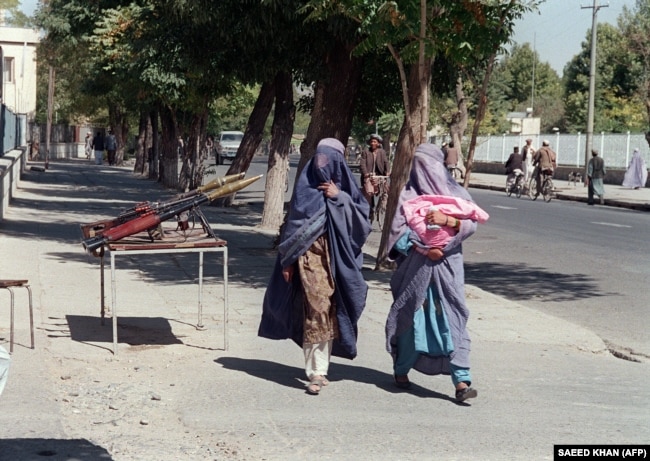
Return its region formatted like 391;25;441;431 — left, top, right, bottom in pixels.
463;187;650;360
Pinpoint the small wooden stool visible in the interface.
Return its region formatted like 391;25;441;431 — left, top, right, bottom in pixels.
0;280;35;353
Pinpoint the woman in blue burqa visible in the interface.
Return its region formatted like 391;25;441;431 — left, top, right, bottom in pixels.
386;143;479;402
259;138;371;395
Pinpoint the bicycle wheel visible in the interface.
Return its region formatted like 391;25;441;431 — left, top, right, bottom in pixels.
375;194;387;230
543;178;553;202
505;177;512;197
528;178;538;200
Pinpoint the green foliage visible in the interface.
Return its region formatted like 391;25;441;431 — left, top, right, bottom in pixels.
563;20;647;133
489;43;564;132
28;0;647;147
3;0;32;27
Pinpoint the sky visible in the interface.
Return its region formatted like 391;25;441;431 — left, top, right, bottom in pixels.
511;0;636;74
18;0;635;75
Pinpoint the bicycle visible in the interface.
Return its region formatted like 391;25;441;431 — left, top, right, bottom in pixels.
505;169;525;198
447;165;464;180
528;169;554;202
371;175;390;230
541;171;555;202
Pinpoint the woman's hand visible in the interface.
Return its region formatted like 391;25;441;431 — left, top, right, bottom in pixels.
426;248;444;261
415;246;444;261
282;265;294;283
318;180;339;198
425;209;449;227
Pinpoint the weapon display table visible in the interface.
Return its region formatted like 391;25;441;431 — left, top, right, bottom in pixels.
93;228;228;355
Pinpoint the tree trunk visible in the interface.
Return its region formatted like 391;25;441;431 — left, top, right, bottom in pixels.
159;105;179;189
213;80;276;207
376;61;431;269
261;71;295;230
462;53;498;189
108;101;128;166
645;88;650;148
45;66;55;170
134;109;148;175
298;39;363;177
450;74;469;176
149;108;159;180
179;111;208;192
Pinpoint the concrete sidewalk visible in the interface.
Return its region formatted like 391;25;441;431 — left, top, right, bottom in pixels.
0;158;648;461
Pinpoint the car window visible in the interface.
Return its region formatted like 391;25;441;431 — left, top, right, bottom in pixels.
222;134;243;142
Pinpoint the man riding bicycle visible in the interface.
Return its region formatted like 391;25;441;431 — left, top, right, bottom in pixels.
444;141;460;176
359;134;390;221
532;140;557;197
505;146;524;191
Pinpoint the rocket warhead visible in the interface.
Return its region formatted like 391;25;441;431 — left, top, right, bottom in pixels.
206;175;263;200
199;172;246;193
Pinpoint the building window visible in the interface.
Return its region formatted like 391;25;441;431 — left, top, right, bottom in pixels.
3;57;14;83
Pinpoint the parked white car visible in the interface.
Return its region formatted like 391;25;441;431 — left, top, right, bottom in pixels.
216;131;244;165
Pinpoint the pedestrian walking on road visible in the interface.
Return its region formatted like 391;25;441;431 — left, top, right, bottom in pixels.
84;132;92;159
622;148;647;189
385;143;479;402
105;130;117;166
259;138;372;395
92;132;105;165
587;149;607;205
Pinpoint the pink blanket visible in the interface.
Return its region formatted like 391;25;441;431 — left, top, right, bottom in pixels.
403;195;489;248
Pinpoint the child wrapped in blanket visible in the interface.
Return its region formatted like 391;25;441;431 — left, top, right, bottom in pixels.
402;195;489;248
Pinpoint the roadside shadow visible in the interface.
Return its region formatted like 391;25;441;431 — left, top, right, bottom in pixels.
65;315;183;347
0;438;112;461
465;261;613;302
214;357;453;401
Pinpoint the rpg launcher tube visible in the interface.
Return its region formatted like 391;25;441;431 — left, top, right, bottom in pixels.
85;173;248;237
82;175;262;253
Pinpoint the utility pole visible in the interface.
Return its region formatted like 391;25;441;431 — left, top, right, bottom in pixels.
531;33;536;113
581;0;608;177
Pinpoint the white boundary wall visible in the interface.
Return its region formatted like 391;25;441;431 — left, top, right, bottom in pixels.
472;132;648;168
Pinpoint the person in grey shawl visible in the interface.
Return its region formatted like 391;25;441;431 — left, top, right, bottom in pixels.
259;138;372;395
386;143;480;402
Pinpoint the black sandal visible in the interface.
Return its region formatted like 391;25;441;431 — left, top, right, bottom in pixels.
394;375;411;389
455;387;478;402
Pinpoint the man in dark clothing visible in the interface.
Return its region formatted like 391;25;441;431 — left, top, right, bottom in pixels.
587;149;607;205
92;132;105;165
105;130;117;166
505;146;523;191
359;134;390;220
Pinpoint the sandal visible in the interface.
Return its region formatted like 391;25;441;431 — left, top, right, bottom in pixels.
394;375;411;389
455;386;478;402
307;375;327;395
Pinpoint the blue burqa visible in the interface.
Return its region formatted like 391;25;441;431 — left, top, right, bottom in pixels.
386;143;479;375
258;138;371;359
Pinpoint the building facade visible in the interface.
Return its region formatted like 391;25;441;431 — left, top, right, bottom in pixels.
0;27;39;119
